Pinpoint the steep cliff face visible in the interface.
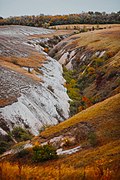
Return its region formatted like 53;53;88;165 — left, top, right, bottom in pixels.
0;26;70;136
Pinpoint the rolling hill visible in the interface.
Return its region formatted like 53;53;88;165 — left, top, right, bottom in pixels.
49;25;120;115
0;93;120;179
0;24;120;180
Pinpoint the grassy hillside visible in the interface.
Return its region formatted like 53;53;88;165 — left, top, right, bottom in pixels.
0;25;120;180
41;93;120;143
50;26;120;116
0;94;120;179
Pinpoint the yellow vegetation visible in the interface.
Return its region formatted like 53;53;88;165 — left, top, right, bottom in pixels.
0;97;18;108
0;25;120;179
0;52;46;68
50;24;120;30
0;94;119;179
0;59;43;82
41;93;120;140
72;27;120;54
0;140;120;179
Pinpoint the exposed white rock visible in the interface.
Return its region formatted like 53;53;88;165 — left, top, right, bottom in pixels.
56;145;81;155
0;25;54;37
0;26;70;136
81;55;86;62
22;67;34;71
1;62;70;135
93;51;106;58
99;51;106;58
95;51;100;57
59;52;69;64
24;143;33;149
80;54;85;60
50;136;63;143
1;140;81;157
69;50;75;59
66;61;73;70
0;127;8;135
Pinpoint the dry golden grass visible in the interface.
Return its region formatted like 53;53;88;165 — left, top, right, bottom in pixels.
0;54;46;82
41;93;120;141
50;24;120;30
0;52;46;68
0;60;42;82
0;91;119;180
66;27;120;54
0;97;18;108
0;140;120;180
109;51;120;67
0;25;120;179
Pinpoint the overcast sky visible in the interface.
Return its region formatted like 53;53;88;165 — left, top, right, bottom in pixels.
0;0;120;18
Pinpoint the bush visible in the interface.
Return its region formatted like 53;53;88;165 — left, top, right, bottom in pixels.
33;144;57;162
87;67;95;74
15;149;30;158
80;26;88;33
0;141;9;154
94;58;104;67
88;132;98;147
63;68;82;116
69;100;80;116
107;69;118;80
12;127;33;142
92;26;95;31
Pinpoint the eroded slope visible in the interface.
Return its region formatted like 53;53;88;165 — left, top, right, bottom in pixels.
49;26;120;115
0;26;70;136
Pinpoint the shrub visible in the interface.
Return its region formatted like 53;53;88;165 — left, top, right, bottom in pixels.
81;96;93;109
12;127;33;142
88;132;98;147
87;67;95;74
0;141;9;154
80;26;88;33
69;100;80;116
107;69;118;80
96;25;99;30
33;144;57;162
94;58;104;67
92;26;95;31
15;149;30;158
68;87;80;100
63;68;82;116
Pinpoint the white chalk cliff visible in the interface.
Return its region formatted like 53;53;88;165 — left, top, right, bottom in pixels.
0;26;70;135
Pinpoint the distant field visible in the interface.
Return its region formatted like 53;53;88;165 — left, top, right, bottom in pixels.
50;24;120;30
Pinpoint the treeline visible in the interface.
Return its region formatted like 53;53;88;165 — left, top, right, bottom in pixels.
0;11;120;27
